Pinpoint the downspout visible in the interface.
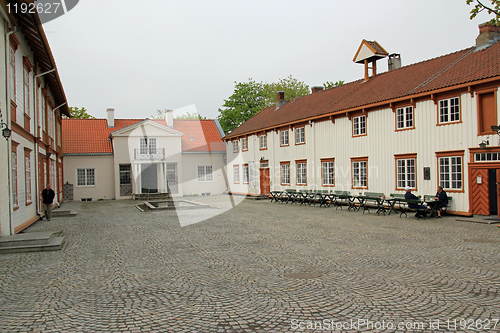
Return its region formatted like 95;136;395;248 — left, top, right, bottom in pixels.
33;68;56;216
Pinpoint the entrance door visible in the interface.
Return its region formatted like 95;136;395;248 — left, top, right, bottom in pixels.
141;164;158;193
259;168;270;195
471;168;489;215
166;163;178;194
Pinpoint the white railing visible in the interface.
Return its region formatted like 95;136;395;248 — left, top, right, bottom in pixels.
134;148;165;160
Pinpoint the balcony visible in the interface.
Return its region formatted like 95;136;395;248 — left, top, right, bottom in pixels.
134;148;166;160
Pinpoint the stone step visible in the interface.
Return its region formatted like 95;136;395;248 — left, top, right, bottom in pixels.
0;231;64;253
0;237;65;254
51;210;78;217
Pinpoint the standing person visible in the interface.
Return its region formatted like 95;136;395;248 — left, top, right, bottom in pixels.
404;186;427;218
433;185;448;218
42;184;55;221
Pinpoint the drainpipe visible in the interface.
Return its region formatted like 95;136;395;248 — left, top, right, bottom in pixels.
33;68;56;216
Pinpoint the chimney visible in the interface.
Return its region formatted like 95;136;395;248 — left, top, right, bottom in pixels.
106;108;114;127
276;91;286;109
388;53;401;71
165;109;174;128
476;22;500;50
311;86;324;94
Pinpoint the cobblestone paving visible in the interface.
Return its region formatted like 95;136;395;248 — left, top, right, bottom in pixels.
0;197;499;333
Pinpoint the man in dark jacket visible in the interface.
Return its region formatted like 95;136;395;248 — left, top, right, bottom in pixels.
42;184;55;221
433;185;449;218
404;186;427;218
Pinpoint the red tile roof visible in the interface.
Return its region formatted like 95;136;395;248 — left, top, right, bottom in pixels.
225;43;500;139
62;118;225;154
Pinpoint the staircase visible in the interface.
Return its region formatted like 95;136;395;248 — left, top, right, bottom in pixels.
133;192;172;201
0;231;65;254
50;209;78;218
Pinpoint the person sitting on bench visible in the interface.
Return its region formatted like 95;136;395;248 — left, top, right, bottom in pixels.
404;186;427;218
433;185;449;218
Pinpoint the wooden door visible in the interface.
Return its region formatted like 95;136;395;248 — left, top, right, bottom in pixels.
497;169;500;218
260;168;270;195
471;168;489;215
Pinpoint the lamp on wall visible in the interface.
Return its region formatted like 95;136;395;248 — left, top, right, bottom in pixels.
1;122;11;140
479;139;489;149
46;152;52;159
260;157;265;162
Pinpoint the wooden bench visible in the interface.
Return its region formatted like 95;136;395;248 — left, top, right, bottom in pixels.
359;192;386;214
332;191;352;210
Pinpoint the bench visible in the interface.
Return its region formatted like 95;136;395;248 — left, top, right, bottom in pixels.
359;192;386;214
283;189;297;204
332;191;352;210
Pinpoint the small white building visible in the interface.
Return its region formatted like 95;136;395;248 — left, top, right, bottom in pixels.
62;109;227;201
224;23;500;217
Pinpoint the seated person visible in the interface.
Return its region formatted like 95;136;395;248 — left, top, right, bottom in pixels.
404;186;427;218
433;185;449;218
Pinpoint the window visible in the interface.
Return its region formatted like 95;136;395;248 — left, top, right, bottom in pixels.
353;115;366;136
119;164;131;185
296;160;307;185
9;47;15;102
295;127;305;144
321;158;335;186
474;152;500;162
140;137;156;154
260;160;269;168
12;147;18;207
242;164;249;184
280;130;289;146
477;91;497;135
396;106;414;130
438;97;460;124
280;162;290;185
395;155;416;190
241;137;248;151
437;151;463;191
25;150;32;203
198;165;213;182
77;168;95;186
259;135;267;150
351;158;368;189
232;140;239;153
23;67;30;117
233;165;240;184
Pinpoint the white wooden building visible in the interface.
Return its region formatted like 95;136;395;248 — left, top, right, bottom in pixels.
224;23;500;217
0;3;70;235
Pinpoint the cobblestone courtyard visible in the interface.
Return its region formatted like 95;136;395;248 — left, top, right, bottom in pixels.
0;197;499;332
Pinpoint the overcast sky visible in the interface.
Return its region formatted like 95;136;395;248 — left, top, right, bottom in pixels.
43;0;494;120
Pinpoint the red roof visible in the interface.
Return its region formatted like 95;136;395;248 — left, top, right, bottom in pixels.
226;43;500;139
62;118;225;154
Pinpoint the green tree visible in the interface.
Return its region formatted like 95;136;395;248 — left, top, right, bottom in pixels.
217;76;310;133
217;79;267;134
64;106;94;119
175;111;206;120
323;80;345;89
263;75;310;107
467;0;500;25
150;109;170;119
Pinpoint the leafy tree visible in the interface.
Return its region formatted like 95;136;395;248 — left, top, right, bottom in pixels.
217;79;267;134
467;0;500;25
217;76;310;133
323;80;345;89
150;109;169;119
64;106;94;119
175;111;207;120
263;75;310;107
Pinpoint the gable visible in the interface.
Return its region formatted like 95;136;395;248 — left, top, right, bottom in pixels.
111;120;183;137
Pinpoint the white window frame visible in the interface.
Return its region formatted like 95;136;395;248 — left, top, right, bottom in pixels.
232;140;239;153
76;168;96;187
10;47;15;101
295;127;305;144
12;151;18;207
280;162;290;185
280;130;289;146
396;158;416;189
23;67;30;116
140;137;157;155
242;164;249;184
259;135;267;150
25;155;31;202
241;137;248;151
438;97;460;124
352;160;367;188
321;160;335;186
438;156;463;190
197;165;214;182
296;161;307;185
353;115;366;136
233;165;240;184
396;106;413;130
